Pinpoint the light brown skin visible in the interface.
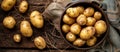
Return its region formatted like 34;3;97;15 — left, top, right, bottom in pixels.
94;11;102;20
70;23;81;35
87;36;97;46
73;38;85;47
83;7;94;17
62;24;70;33
86;17;96;26
63;14;75;25
76;6;84;14
66;32;76;42
19;0;28;13
13;34;21;43
3;16;16;29
76;14;87;25
34;36;46;49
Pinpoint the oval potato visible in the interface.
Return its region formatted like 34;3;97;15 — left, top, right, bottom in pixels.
73;38;85;47
94;11;102;20
19;0;28;13
76;14;87;25
86;17;96;26
87;36;97;46
66;32;76;42
70;23;81;35
13;34;21;43
63;14;75;25
62;24;70;33
83;7;94;17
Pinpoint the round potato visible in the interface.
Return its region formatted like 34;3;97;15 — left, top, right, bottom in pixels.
80;26;95;40
86;17;96;26
73;38;85;47
87;36;97;46
94;20;107;37
70;23;81;35
66;32;76;42
1;0;16;11
34;36;46;49
62;24;70;33
19;0;28;13
76;6;84;14
83;7;94;17
30;11;44;28
20;20;33;37
76;14;87;25
3;16;16;29
94;11;102;20
63;14;75;25
13;34;21;43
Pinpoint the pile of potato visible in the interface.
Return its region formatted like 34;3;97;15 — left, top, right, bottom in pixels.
62;6;107;47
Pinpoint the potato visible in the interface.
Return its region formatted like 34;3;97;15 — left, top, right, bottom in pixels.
86;17;96;26
76;6;84;14
94;20;107;37
1;0;16;11
66;32;76;42
76;14;87;25
62;24;70;33
13;34;21;43
73;38;85;47
34;36;46;49
63;14;75;25
70;23;81;35
80;26;95;40
19;0;28;13
3;16;16;29
30;11;44;28
20;20;33;37
83;7;94;17
87;36;97;46
94;11;102;20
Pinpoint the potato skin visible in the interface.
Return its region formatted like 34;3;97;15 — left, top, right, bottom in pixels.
86;17;96;26
83;7;94;17
34;36;46;49
62;24;70;33
20;20;33;37
13;34;21;43
76;14;87;25
94;11;102;20
3;16;16;29
73;38;85;47
30;11;44;28
63;14;75;25
87;36;97;46
19;0;28;13
66;32;76;42
70;23;81;35
1;0;16;11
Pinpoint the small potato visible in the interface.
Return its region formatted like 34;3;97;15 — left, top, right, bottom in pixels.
13;34;21;43
94;20;107;37
94;11;102;20
86;17;96;26
62;24;70;33
70;23;81;35
34;36;46;49
87;36;97;46
19;0;28;13
80;26;95;40
3;16;16;29
76;14;87;25
63;14;75;25
66;32;76;42
30;11;44;28
76;6;84;14
20;20;33;37
1;0;16;11
83;7;94;17
73;38;85;47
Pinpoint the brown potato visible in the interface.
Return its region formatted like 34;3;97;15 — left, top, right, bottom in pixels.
70;23;81;35
87;36;97;46
76;6;84;14
62;24;70;33
80;26;95;40
86;17;96;26
94;20;107;37
19;0;28;13
1;0;16;11
3;16;16;29
34;36;46;49
94;11;102;20
83;7;94;17
76;14;87;25
13;34;21;43
63;14;75;25
20;20;33;37
66;32;76;42
73;38;85;47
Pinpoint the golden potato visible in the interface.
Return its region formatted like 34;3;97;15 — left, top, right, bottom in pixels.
76;14;87;25
76;6;84;14
34;36;46;49
80;26;95;40
3;16;16;29
19;0;28;13
66;32;76;42
62;24;70;33
86;17;96;26
87;36;97;46
30;11;44;28
83;7;94;17
1;0;16;11
70;23;81;35
94;11;102;20
63;14;75;25
20;20;33;37
94;20;107;37
73;38;85;47
13;34;21;43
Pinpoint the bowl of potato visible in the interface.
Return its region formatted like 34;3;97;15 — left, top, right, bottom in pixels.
60;1;109;49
